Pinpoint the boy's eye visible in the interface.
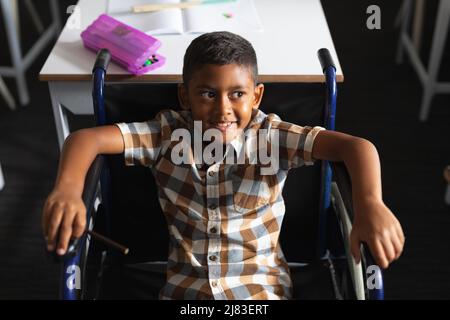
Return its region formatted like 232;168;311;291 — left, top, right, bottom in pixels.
200;91;215;99
230;91;244;99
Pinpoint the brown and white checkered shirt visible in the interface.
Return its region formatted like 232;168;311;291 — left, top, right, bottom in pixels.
116;109;324;300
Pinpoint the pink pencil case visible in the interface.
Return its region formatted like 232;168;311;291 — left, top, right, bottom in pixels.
81;14;166;75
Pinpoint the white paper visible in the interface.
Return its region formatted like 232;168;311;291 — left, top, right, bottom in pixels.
183;0;263;34
108;0;184;35
107;0;263;35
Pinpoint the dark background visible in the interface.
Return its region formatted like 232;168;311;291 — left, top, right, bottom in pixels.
0;0;449;299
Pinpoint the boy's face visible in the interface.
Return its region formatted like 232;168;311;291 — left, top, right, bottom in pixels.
178;63;264;144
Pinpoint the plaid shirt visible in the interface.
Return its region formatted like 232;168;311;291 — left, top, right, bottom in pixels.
116;109;324;300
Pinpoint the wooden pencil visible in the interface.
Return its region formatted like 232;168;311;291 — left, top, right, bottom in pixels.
133;0;202;13
87;230;130;255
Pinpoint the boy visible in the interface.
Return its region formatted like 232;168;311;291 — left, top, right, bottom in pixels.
42;31;404;300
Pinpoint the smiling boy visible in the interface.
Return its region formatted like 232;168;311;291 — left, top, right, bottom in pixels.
42;31;404;300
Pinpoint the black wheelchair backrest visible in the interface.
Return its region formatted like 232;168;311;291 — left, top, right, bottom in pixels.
102;83;325;263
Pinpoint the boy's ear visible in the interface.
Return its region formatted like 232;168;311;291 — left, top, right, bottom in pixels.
178;83;189;110
252;83;264;110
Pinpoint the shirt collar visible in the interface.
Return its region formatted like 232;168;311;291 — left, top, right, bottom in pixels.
183;109;268;167
245;109;267;130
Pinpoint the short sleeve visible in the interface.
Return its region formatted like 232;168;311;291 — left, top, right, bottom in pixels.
271;119;325;169
115;110;181;167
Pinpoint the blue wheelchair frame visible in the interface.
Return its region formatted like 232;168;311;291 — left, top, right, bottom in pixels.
60;48;384;300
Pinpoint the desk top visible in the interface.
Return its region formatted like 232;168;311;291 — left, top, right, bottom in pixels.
39;0;343;82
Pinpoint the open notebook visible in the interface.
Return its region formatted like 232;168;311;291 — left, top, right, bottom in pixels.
107;0;263;35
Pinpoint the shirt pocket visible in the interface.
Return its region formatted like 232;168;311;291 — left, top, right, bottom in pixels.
231;165;272;213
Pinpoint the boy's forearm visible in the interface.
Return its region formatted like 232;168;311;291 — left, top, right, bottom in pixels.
313;132;403;267
54;129;101;196
341;138;383;212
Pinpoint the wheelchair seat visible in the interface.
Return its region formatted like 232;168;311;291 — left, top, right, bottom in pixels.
93;260;346;300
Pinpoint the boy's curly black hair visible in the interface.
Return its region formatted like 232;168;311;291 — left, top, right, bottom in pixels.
182;31;258;86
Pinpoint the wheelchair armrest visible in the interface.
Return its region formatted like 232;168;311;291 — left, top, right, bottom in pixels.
61;156;105;299
331;162;354;221
331;161;376;256
61;156;105;256
331;161;384;300
331;162;379;255
318;48;336;73
82;155;104;212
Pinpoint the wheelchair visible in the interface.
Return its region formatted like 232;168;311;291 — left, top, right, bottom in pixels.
59;48;384;300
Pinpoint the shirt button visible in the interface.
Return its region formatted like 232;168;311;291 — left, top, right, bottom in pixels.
209;227;217;234
209;203;217;210
208;171;215;177
209;255;217;262
211;280;218;287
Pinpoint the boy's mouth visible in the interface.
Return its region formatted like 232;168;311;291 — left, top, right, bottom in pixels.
209;121;237;133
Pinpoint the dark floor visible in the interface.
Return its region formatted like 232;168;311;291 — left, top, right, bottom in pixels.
0;1;449;299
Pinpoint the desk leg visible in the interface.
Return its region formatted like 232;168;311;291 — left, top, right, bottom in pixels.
48;81;93;150
49;82;70;150
420;0;450;121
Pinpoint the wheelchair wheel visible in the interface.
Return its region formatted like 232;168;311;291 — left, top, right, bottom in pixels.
80;203;108;300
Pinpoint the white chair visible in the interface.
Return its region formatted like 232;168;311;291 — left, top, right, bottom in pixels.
0;0;61;106
396;0;450;121
0;76;15;110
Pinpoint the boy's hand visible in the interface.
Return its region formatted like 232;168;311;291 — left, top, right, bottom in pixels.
42;188;86;256
350;199;404;269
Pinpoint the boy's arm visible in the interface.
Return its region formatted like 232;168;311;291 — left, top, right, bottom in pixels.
312;130;405;268
42;125;124;255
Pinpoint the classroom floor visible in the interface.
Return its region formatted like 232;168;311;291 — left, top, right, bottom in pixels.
0;0;449;299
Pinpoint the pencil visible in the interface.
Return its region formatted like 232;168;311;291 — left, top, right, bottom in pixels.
133;0;201;13
132;0;235;13
87;230;130;255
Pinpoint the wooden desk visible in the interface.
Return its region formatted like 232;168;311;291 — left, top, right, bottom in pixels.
39;0;343;148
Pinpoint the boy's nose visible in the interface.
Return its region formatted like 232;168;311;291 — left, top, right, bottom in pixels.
216;95;233;116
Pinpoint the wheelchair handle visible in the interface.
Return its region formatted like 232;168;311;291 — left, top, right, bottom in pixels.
317;48;336;73
92;48;111;73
